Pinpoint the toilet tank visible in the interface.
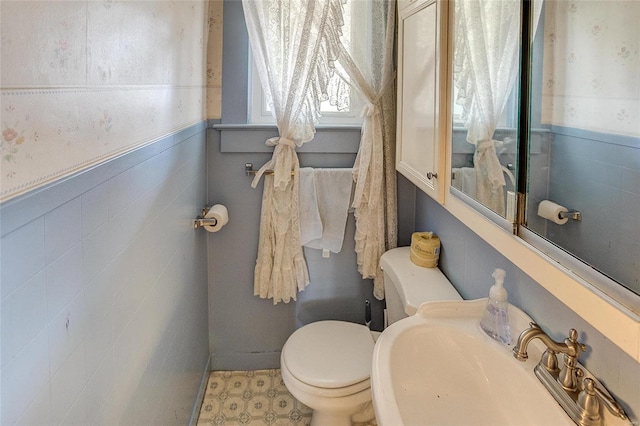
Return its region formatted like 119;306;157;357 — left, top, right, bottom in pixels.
381;247;462;326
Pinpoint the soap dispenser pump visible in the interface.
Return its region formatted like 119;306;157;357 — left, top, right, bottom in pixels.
479;268;511;344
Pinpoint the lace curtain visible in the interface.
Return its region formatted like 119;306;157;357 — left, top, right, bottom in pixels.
332;0;397;299
454;0;542;214
243;0;344;304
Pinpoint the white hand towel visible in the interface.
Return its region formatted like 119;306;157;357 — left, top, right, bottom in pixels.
299;167;323;246
303;168;353;254
452;167;477;198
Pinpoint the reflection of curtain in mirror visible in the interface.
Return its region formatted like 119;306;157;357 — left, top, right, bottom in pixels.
454;0;541;215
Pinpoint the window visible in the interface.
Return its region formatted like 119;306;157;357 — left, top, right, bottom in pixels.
248;61;365;125
247;2;364;126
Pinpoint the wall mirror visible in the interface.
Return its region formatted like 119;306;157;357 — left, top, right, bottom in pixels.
450;0;640;310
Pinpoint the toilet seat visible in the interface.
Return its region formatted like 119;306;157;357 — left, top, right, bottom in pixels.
281;321;375;396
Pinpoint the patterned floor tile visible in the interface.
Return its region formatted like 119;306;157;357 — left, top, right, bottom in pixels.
196;369;312;426
197;369;377;426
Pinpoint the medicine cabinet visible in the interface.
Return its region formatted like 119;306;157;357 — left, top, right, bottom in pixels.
396;0;448;202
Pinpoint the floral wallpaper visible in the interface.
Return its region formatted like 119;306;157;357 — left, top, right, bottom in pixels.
0;1;214;202
541;0;639;137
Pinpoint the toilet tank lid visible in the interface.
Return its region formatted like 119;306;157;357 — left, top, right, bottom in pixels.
380;247;462;316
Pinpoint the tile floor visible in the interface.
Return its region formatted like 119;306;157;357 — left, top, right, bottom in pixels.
196;369;377;426
196;369;312;425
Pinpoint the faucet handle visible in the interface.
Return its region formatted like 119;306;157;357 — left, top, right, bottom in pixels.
568;328;578;341
565;328;588;358
577;378;602;425
578;378;629;422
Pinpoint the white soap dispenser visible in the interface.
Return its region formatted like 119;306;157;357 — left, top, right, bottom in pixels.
479;268;511;344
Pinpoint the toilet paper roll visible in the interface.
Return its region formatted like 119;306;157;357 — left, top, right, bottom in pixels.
410;231;440;268
537;200;569;225
204;204;229;232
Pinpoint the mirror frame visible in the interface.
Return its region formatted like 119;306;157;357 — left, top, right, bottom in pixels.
443;0;640;362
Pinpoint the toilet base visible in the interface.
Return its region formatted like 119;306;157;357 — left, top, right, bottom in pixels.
351;401;376;424
310;409;354;426
309;401;375;426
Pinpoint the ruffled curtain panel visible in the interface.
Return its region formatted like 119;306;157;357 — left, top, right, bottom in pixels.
243;0;345;303
333;0;397;300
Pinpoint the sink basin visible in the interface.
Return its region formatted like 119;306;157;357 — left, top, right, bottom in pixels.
371;299;573;426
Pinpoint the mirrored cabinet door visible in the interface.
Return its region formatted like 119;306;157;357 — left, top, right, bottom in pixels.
449;0;525;218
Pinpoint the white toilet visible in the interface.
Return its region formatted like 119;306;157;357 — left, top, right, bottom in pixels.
280;247;462;426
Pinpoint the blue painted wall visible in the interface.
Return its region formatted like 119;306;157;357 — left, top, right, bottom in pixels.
206;125;389;369
0;124;210;425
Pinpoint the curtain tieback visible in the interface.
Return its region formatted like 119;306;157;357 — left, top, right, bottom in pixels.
266;136;297;148
476;139;497;152
251;136;298;189
361;102;379;117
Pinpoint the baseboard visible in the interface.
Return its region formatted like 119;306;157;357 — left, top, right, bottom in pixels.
189;356;211;426
210;351;281;371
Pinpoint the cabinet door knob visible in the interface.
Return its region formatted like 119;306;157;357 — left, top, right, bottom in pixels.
427;172;438;180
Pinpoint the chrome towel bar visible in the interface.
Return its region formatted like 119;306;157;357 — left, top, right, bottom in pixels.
245;163;294;176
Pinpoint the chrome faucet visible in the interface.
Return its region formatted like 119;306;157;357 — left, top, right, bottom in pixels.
513;322;587;392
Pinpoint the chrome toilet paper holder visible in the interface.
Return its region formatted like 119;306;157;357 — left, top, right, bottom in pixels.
193;206;218;229
558;210;582;221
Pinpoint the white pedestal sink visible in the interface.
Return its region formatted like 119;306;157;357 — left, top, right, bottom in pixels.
371;299;628;426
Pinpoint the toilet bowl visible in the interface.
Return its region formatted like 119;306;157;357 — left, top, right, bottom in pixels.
281;320;375;426
280;247;462;426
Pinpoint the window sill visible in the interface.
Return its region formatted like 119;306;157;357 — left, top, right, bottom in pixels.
210;123;362;154
209;123;363;131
